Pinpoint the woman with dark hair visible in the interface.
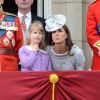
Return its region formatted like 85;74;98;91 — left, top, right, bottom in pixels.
45;14;85;70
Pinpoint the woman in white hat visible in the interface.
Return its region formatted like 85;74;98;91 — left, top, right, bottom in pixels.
45;14;85;70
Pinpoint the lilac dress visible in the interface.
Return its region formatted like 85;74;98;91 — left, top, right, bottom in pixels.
19;46;52;71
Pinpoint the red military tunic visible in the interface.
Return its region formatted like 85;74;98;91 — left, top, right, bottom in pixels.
86;0;100;70
0;12;23;71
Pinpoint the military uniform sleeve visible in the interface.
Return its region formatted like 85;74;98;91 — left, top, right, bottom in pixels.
86;4;100;56
14;17;23;63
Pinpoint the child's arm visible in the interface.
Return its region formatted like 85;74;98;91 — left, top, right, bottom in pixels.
19;47;38;69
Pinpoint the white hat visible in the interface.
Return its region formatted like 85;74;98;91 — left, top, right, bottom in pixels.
45;14;66;32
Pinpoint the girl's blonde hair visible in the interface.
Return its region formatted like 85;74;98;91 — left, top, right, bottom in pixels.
26;20;45;49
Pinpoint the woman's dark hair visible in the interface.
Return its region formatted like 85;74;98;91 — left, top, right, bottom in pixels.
48;24;73;56
63;25;73;53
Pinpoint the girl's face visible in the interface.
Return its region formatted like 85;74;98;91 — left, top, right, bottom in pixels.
52;27;67;44
30;27;43;44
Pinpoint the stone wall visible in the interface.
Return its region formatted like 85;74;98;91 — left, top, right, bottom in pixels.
52;0;94;69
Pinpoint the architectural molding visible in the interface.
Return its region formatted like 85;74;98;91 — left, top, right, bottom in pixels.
37;0;43;17
44;0;52;19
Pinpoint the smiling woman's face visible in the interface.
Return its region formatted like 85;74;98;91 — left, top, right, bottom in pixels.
0;0;4;5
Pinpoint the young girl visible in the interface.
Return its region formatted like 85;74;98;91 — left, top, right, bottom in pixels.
19;20;52;71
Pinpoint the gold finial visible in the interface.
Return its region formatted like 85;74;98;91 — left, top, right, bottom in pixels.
49;74;59;83
49;74;59;100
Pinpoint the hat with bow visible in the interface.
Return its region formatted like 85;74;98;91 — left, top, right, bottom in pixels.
45;14;66;32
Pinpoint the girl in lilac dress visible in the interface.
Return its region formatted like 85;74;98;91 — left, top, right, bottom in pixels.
19;20;52;71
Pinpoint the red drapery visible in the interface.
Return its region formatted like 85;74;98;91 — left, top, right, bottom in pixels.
0;70;100;100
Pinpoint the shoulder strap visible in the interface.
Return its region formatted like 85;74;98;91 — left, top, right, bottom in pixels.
3;15;16;22
0;14;16;37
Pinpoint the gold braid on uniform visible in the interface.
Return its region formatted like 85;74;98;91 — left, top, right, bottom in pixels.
93;40;100;56
5;12;17;17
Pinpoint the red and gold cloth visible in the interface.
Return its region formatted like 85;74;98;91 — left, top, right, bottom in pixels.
0;70;100;100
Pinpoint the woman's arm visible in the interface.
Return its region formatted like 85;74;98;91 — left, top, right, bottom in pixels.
75;50;85;70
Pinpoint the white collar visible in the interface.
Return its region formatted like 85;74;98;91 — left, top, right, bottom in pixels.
26;45;47;54
18;11;31;19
